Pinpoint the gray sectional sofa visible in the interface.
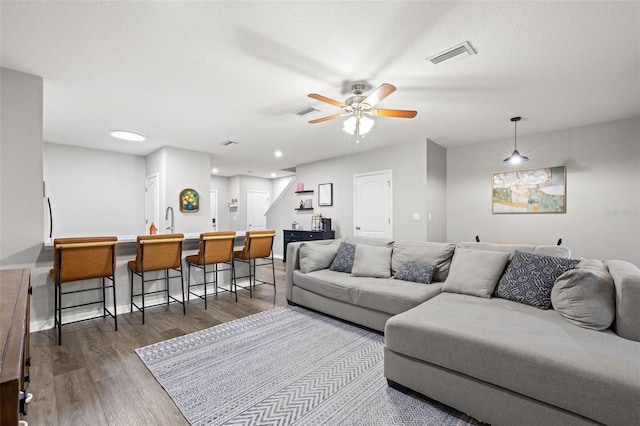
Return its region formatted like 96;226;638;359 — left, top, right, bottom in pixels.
285;237;640;426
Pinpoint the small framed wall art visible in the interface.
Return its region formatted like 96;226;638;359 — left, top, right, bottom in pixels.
318;183;333;206
492;166;566;214
180;188;199;212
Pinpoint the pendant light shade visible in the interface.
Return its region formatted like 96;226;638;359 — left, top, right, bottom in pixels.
503;116;529;164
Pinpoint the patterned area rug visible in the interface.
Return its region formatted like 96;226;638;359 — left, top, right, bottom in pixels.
136;306;481;425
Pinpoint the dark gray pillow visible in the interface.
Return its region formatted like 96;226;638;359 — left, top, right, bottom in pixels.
495;250;580;309
329;242;356;273
394;263;436;284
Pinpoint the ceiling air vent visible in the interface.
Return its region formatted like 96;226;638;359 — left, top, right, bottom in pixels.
295;105;319;116
427;41;477;65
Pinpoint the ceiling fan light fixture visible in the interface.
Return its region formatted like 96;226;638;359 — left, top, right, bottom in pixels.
110;129;145;142
343;116;374;135
503;116;529;164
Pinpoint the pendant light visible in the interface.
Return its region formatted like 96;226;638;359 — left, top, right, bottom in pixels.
503;116;529;164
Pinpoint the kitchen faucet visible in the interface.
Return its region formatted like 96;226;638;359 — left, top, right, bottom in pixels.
165;206;175;233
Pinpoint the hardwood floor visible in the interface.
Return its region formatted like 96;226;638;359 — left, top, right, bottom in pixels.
25;261;287;425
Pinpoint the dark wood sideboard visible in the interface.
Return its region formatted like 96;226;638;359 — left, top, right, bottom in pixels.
0;269;31;426
283;230;335;262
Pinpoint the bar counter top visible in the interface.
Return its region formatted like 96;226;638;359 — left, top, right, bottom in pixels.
44;231;248;247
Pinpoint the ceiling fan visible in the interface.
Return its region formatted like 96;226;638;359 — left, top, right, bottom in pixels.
308;83;417;142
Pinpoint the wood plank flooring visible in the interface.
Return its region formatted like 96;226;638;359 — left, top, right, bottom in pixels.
24;262;287;425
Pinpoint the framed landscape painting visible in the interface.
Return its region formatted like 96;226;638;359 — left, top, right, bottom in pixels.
492;166;566;214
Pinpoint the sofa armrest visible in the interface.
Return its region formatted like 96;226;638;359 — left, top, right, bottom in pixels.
605;259;640;342
285;241;304;301
285;238;343;301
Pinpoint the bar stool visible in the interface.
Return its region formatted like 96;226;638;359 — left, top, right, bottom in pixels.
49;236;118;345
233;230;276;298
185;231;238;308
128;234;185;324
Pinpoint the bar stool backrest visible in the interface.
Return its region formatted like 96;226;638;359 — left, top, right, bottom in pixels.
51;236;118;283
237;230;276;260
131;234;184;272
198;231;236;264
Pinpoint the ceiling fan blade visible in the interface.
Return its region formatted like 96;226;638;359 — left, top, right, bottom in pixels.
362;83;396;107
308;93;347;108
308;113;346;124
371;108;418;118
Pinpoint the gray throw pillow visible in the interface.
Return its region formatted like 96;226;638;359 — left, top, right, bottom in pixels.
551;259;615;330
394;263;437;284
351;244;392;278
442;249;510;298
495;250;580;309
392;241;456;282
329;242;356;273
299;241;340;274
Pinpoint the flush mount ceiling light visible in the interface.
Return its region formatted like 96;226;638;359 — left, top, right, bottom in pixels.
110;129;145;142
503;117;529;164
274;150;283;158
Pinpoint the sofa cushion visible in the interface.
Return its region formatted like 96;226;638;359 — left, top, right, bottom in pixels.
299;241;340;274
392;241;456;282
385;293;640;425
442;248;510;298
551;259;615;330
494;250;580;309
394;263;436;284
351;244;392;278
605;259;640;342
456;242;572;259
293;269;443;315
329;242;356;273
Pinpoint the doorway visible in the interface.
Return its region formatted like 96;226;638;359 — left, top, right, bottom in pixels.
247;190;269;231
354;170;392;239
145;173;159;233
210;190;218;231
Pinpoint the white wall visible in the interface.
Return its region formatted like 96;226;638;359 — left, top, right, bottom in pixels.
43;143;146;237
148;146;212;234
427;139;447;242
0;68;43;267
267;140;438;257
447;116;640;265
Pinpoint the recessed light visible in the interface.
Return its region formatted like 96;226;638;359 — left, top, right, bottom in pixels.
270;172;276;178
211;168;219;174
274;150;283;158
110;129;145;142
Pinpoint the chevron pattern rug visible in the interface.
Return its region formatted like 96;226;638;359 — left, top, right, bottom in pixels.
136;306;481;425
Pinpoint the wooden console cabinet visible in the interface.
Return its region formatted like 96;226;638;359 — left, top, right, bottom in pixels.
0;269;31;426
283;230;335;262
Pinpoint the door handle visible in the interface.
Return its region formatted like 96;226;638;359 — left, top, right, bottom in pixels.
355;226;361;230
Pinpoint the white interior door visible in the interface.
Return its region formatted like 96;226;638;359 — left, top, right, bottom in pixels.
247;190;269;231
210;190;218;230
354;170;392;239
145;173;159;233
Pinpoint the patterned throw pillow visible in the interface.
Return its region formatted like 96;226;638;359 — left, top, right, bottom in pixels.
394;263;437;284
494;250;580;309
329;242;356;273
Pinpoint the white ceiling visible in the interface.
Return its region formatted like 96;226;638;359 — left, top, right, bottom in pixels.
2;1;639;178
